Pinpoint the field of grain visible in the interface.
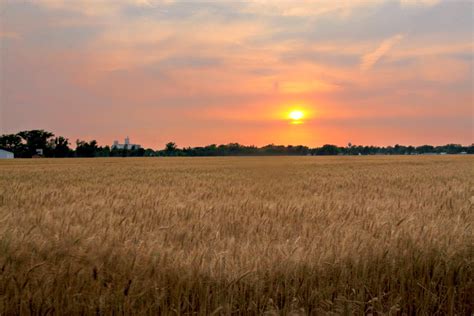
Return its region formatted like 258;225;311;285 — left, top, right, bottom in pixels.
0;156;472;315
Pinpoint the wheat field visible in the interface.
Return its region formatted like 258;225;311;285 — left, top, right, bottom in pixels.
0;156;472;315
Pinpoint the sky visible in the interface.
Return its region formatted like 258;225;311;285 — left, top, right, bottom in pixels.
0;0;473;148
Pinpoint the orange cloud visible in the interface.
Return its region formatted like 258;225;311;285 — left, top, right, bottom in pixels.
278;80;338;94
360;34;404;71
0;31;20;39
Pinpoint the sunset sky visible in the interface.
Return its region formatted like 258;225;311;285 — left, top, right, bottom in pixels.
0;0;472;148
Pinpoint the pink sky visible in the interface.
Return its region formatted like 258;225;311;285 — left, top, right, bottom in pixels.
0;0;472;148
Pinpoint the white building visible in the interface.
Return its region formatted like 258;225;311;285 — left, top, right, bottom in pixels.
0;149;14;159
112;137;141;150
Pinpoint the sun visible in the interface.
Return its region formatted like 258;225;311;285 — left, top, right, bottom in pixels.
288;110;304;121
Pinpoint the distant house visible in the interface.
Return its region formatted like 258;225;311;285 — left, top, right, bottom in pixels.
0;149;14;159
112;137;141;150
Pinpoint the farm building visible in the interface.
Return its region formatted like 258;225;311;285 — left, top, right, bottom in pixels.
0;149;14;159
112;137;141;150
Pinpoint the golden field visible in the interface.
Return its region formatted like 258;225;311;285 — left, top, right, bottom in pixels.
0;156;472;315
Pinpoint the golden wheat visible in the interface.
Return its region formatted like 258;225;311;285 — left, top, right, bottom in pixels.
0;156;472;315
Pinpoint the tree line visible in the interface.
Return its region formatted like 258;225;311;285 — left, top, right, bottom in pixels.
0;130;472;158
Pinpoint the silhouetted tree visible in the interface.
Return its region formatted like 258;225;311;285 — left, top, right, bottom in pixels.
164;142;178;156
2;129;474;157
144;148;156;156
96;146;111;157
17;130;54;157
316;144;340;155
0;134;27;157
416;145;435;154
50;136;72;157
76;140;98;157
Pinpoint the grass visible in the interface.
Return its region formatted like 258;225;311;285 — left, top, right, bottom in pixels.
0;156;472;315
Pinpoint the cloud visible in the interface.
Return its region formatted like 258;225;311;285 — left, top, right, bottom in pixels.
278;80;338;93
33;0;171;16
242;0;386;18
0;32;20;39
360;34;404;71
399;0;441;7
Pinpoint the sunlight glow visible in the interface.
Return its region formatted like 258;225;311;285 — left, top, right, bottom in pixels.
289;110;304;120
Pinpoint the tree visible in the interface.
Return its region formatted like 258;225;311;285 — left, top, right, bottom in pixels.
75;140;99;157
0;134;21;151
442;144;463;154
51;136;71;157
17;130;54;157
96;146;111;157
467;144;474;154
164;142;178;156
261;144;286;155
316;144;340;155
144;148;156;157
416;145;434;154
0;134;27;157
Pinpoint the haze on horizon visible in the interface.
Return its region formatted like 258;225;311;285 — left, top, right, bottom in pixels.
0;0;472;148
